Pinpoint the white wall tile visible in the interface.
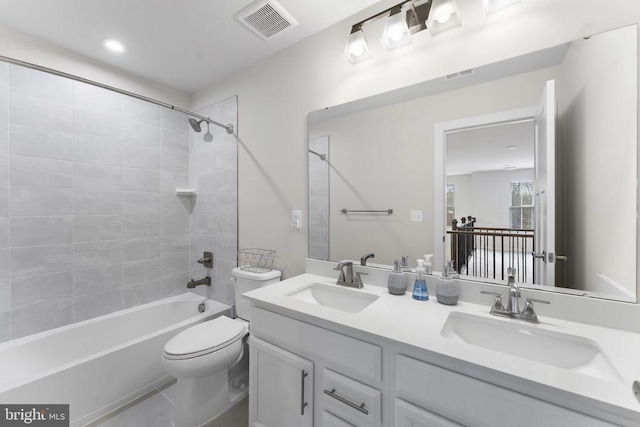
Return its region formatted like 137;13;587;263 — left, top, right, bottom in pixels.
162;108;187;131
74;289;122;322
122;119;161;147
10;187;72;217
72;189;121;215
123;280;161;309
0;279;9;313
11;271;73;309
74;109;121;139
161;274;190;298
162;147;189;172
122;144;160;170
73;240;122;269
9;123;73;160
11;298;74;339
0;154;7;186
74;134;121;165
122;168;161;192
10;92;73;133
11;244;73;279
73;82;120;114
122;97;161;126
0;122;7;153
0;92;7;125
162;234;189;254
0;249;9;280
10;65;72;104
161;253;189;278
122;214;161;238
162;214;189;236
122;191;160;215
162;193;191;215
122;237;161;261
123;258;161;286
161;171;189;193
11;216;73;247
0;218;7;248
73;162;122;190
162;127;189;152
73;216;122;242
74;264;122;297
10;155;73;187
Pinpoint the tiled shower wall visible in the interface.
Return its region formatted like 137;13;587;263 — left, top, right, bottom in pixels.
0;62;238;342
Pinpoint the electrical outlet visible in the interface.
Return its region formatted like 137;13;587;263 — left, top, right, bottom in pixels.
411;210;423;222
291;210;302;230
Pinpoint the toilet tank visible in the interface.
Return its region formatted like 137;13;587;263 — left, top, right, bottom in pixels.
232;267;281;321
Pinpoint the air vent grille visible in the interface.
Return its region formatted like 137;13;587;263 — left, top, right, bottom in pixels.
235;0;298;40
445;68;476;81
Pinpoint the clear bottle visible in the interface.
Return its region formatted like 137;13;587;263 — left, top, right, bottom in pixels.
436;261;459;305
387;260;407;295
412;259;429;301
423;254;434;275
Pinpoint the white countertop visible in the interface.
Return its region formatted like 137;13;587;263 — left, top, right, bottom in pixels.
243;272;640;423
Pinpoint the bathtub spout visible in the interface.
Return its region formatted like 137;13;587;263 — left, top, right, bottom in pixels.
187;277;211;288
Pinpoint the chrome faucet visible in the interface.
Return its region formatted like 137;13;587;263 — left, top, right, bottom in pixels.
360;253;375;266
480;268;550;324
506;267;520;315
334;261;366;288
187;276;211;288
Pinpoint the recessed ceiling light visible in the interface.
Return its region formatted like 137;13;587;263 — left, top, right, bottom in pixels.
506;145;517;150
504;165;517;171
103;38;126;53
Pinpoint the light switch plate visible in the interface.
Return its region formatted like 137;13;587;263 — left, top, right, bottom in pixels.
291;210;302;230
411;210;423;222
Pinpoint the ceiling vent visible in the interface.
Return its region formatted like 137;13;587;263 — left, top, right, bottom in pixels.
235;0;299;40
445;68;476;81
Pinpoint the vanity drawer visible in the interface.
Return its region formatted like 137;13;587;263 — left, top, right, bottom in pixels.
395;355;616;427
251;307;382;382
322;411;355;427
321;369;381;427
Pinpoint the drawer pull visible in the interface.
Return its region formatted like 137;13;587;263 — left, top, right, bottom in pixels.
323;388;369;415
300;370;308;415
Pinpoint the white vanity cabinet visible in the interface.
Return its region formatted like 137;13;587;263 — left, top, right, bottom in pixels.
249;306;388;427
392;351;618;427
249;336;313;427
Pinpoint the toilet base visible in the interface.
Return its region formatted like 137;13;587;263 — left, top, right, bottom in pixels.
173;369;231;427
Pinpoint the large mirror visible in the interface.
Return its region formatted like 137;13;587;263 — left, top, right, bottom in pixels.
308;24;638;302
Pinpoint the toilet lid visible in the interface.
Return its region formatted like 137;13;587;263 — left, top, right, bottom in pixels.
164;316;246;358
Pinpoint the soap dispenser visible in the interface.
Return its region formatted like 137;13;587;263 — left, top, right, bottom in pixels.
436;261;459;305
423;254;434;275
412;259;429;301
387;260;407;295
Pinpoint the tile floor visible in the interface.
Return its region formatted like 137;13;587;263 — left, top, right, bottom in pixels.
88;380;248;427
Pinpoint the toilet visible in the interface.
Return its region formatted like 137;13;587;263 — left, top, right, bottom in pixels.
162;267;281;427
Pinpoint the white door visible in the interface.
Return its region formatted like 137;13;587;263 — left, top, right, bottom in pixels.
533;80;556;286
249;336;314;427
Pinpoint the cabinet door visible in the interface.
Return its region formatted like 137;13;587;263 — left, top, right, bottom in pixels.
395;399;462;427
249;336;313;427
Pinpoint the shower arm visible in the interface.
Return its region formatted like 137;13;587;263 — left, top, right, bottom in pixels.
0;54;234;135
308;149;326;161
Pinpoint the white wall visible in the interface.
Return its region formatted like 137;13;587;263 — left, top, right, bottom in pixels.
559;24;638;295
471;169;534;228
192;0;640;278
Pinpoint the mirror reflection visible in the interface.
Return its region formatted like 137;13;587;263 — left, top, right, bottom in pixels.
308;24;637;302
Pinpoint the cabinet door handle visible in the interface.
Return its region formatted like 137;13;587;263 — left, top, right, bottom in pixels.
323;388;369;415
300;370;308;415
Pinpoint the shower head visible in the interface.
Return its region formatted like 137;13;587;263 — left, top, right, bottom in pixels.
188;118;203;132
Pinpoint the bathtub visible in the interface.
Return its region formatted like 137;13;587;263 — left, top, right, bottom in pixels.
0;292;232;427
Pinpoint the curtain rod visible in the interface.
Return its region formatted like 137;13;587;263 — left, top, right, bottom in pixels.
0;54;234;133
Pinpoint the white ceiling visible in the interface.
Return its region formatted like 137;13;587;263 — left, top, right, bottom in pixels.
0;0;381;94
446;120;535;176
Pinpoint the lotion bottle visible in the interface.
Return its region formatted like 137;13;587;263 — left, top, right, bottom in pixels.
412;259;429;301
436;261;459;305
387;260;407;295
423;254;434;275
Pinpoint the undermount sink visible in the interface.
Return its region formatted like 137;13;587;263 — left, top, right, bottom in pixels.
440;312;622;382
285;283;379;314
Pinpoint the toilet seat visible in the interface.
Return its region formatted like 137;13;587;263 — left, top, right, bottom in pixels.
164;316;246;360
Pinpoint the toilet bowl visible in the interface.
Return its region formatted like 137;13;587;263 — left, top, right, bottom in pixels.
162;267;281;427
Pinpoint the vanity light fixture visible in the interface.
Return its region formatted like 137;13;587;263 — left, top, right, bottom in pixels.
103;38;126;53
426;0;462;35
380;5;412;50
343;0;465;63
482;0;522;15
343;25;372;63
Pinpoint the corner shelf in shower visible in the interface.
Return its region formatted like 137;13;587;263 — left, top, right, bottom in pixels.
175;188;197;197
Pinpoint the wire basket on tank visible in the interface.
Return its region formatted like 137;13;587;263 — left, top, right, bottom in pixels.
238;248;276;273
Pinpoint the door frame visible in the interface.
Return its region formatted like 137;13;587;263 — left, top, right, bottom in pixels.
433;106;538;273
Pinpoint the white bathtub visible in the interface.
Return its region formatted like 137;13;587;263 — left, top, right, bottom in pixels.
0;292;232;427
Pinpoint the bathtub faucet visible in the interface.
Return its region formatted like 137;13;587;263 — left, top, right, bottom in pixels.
187;277;211;288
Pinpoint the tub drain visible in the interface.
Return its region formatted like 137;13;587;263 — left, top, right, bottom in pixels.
198;302;206;313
